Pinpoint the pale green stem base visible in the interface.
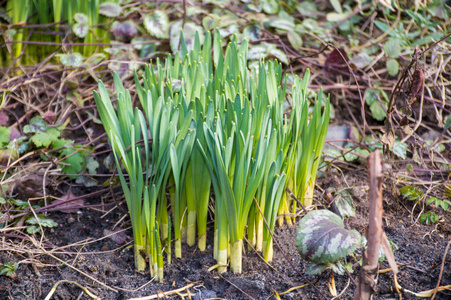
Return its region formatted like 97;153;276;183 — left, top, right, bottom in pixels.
198;233;207;251
230;239;243;274
217;248;228;274
175;238;182;258
134;244;146;271
187;211;196;246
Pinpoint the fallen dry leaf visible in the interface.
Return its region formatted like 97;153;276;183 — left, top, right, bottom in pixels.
53;191;84;213
103;228;129;244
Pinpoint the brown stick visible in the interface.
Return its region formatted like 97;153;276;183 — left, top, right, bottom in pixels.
354;150;383;300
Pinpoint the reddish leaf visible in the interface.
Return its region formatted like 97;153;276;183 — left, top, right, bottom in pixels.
0;111;9;126
408;68;424;105
8;126;21;140
324;48;351;76
53;191;84;213
43;111;57;124
103;228;128;244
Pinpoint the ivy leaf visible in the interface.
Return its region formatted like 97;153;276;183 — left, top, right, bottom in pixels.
384;39;401;58
386;59;399;76
144;10;169;39
99;2;122;17
296;210;362;275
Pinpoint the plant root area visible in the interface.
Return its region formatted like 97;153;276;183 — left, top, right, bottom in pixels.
1;171;450;300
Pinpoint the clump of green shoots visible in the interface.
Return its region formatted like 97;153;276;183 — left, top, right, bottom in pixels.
94;29;330;279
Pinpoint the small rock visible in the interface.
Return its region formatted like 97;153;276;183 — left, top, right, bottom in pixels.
252;280;265;290
193;289;217;300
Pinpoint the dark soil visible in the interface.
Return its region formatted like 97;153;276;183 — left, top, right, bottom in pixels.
1;170;450;300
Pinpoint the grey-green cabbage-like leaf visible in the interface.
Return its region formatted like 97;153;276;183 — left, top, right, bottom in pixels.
99;2;122;18
169;20;204;54
243;23;261;41
264;11;295;32
144;10;169;39
74;13;88;24
56;53;83;67
334;189;356;218
73;23;89;38
308;260;345;275
296;209;362;274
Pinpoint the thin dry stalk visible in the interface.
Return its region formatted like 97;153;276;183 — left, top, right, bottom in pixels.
354;150;383;300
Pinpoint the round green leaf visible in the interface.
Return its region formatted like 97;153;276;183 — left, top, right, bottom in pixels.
369;100;387;121
287;31;303;50
262;0;279;14
386;59;399;76
384;39;401;58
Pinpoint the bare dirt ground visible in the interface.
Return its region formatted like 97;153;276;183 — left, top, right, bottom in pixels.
1;169;450;300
